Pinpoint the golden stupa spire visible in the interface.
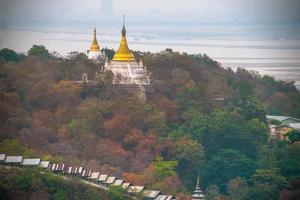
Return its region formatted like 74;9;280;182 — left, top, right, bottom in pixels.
90;27;101;52
112;15;136;62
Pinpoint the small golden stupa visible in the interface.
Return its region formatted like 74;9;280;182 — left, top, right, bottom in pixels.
112;16;135;62
90;27;101;52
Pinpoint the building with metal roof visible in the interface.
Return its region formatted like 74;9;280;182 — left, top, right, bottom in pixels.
81;169;92;177
98;174;108;183
0;154;6;161
113;179;124;186
122;182;131;190
155;195;175;200
289;123;300;131
21;158;41;166
128;186;144;193
266;115;300;125
143;190;161;199
90;172;100;180
105;176;116;185
40;161;50;168
4;156;23;164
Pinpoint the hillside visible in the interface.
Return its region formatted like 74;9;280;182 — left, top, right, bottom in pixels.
0;166;110;200
0;46;300;199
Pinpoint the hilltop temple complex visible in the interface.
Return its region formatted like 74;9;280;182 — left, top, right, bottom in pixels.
82;17;151;99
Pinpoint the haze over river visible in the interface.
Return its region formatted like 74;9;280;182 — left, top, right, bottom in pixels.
1;24;300;89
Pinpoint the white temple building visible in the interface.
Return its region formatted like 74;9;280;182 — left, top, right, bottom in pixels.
87;27;105;62
104;19;150;85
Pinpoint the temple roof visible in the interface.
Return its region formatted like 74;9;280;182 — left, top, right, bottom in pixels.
112;17;136;62
90;27;101;52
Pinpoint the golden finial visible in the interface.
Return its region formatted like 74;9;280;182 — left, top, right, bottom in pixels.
112;15;135;62
90;26;101;52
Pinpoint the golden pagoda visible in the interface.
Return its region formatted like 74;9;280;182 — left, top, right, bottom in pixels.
105;16;150;86
112;17;135;62
90;27;101;52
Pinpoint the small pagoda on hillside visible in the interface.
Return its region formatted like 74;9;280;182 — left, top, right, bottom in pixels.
192;177;205;200
86;27;106;63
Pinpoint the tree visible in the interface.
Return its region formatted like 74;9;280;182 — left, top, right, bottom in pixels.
174;138;205;189
0;139;33;157
239;184;279;200
277;143;300;178
0;48;24;63
227;177;247;200
202;110;268;159
153;156;178;179
13;169;40;192
108;186;130;200
28;45;51;59
206;185;221;200
239;95;266;122
252;169;288;189
202;149;256;192
54;190;68;200
102;48;115;60
287;129;300;143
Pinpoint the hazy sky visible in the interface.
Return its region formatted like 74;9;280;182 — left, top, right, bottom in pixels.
1;0;300;25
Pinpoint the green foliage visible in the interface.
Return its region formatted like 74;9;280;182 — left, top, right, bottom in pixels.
201;110;268;159
153;156;178;179
108;186;130;200
67;118;91;135
252;169;288;189
0;180;9;200
0;139;33;157
239;95;266;122
202;149;256;191
287;129;300;143
206;185;220;200
28;45;50;59
0;48;24;63
169;110;206;140
13;169;40;192
239;184;279;200
227;177;247;200
176;85;205;113
174;138;205;189
54;190;68;200
102;48;115;60
256;145;278;170
277;143;300;178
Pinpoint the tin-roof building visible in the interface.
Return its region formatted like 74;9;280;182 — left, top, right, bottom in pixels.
155;195;175;200
105;176;116;185
90;172;100;180
122;182;131;190
40;161;50;168
113;179;124;186
266;115;300;125
143;190;161;199
21;158;41;166
128;186;144;193
98;174;108;183
4;156;23;164
0;154;6;162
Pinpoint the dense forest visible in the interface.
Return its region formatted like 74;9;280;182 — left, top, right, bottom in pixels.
0;46;300;199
